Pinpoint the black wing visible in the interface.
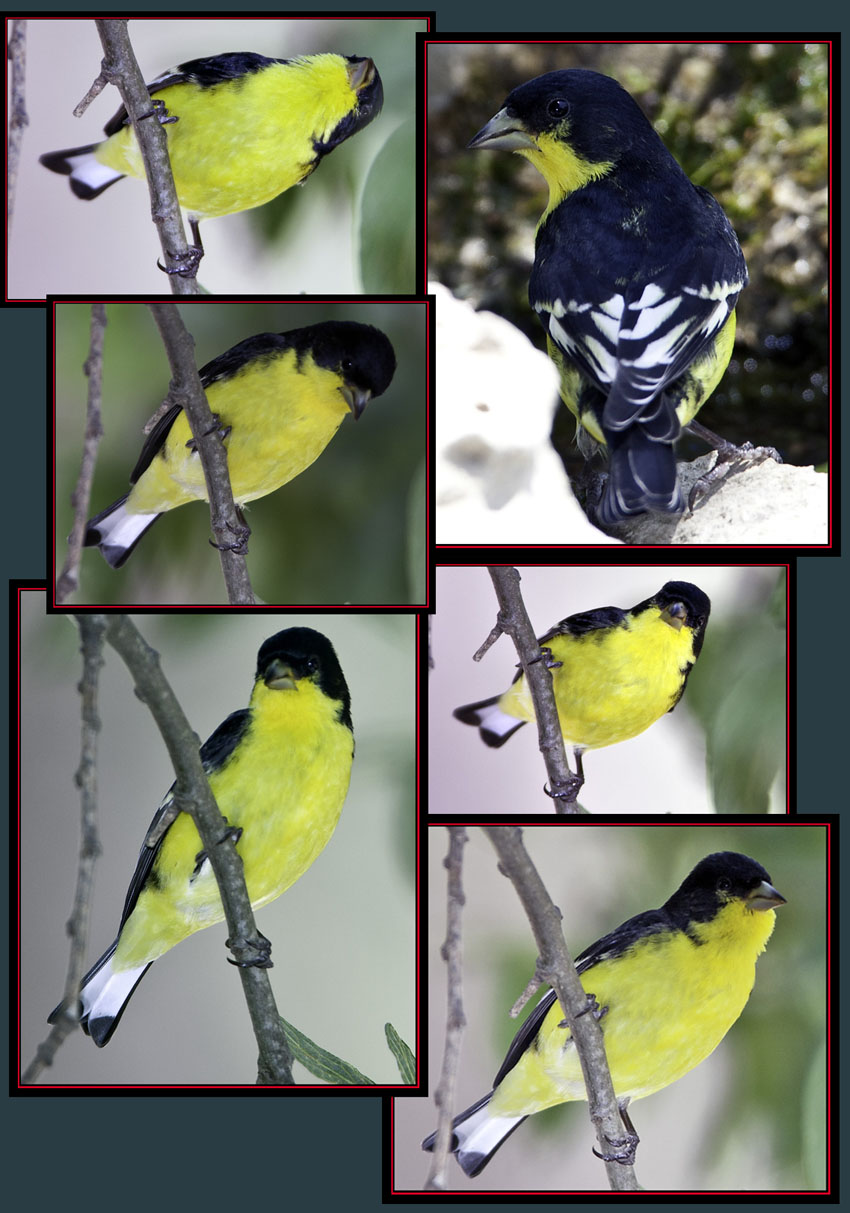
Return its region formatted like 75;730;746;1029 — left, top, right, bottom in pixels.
491;905;675;1088
537;605;629;646
127;404;183;486
114;708;252;932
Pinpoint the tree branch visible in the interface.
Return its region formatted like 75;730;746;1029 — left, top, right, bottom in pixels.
146;303;256;604
22;616;107;1084
7;19;28;237
92;20;200;294
102;615;292;1083
482;827;639;1190
56;304;107;605
482;566;584;812
424;827;468;1190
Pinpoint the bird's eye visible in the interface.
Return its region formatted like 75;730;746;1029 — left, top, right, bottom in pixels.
547;97;571;120
341;358;354;372
717;877;731;891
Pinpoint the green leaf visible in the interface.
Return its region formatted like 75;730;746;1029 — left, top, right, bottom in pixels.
359;120;415;292
384;1022;415;1083
278;1015;375;1085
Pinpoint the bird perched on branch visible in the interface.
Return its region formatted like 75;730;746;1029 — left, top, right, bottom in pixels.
48;627;354;1046
454;580;710;785
83;320;396;568
423;851;785;1176
40;51;383;266
468;68;766;526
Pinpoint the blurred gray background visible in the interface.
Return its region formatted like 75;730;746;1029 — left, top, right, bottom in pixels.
22;596;415;1084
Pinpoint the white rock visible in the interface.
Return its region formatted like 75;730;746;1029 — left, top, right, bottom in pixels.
434;284;619;544
616;454;828;544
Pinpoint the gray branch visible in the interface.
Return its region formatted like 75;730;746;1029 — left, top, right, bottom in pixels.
147;303;256;604
56;304;107;604
7;19;29;236
93;20;200;294
483;827;639;1190
483;566;585;812
424;827;468;1190
102;615;293;1083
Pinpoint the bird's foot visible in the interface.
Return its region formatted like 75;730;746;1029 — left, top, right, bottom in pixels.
686;420;782;511
226;931;273;968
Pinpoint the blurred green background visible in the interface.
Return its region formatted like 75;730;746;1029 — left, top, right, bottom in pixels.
55;300;426;604
428;42;829;481
22;597;416;1084
13;17;421;296
403;823;826;1192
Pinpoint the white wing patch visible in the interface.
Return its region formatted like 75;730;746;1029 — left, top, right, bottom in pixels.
540;274;738;407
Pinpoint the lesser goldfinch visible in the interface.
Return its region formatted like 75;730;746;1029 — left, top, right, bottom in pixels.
468;69;751;525
83;320;397;567
40;52;383;253
454;581;710;778
423;851;785;1177
48;627;354;1046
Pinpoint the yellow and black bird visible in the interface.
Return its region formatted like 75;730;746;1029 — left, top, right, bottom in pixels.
48;627;354;1046
454;580;710;780
40;51;383;259
423;851;785;1177
468;69;751;525
83;320;396;567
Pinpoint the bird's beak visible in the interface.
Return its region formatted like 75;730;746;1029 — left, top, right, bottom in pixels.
341;384;371;420
748;880;786;912
264;660;297;690
468;108;537;152
347;57;376;93
661;603;687;632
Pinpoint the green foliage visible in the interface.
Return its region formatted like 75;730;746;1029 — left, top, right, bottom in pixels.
360;119;416;292
280;1014;375;1084
407;459;426;602
686;572;786;813
385;1021;416;1083
801;1040;827;1189
278;1016;415;1084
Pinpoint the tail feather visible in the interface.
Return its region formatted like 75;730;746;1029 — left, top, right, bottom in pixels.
453;697;526;748
422;1093;527;1177
48;941;152;1047
40;145;125;200
598;427;684;525
84;495;161;568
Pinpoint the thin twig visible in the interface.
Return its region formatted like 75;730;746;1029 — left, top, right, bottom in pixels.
483;827;640;1191
146;304;256;605
93;21;200;294
73;69;110;118
102;615;293;1083
425;827;468;1190
7;19;29;235
56;304;107;604
484;567;585;812
22;616;107;1084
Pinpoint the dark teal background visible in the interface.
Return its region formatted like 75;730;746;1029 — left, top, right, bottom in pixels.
7;9;844;1213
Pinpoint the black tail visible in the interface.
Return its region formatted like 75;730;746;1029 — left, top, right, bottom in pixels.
40;145;124;199
598;426;684;525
